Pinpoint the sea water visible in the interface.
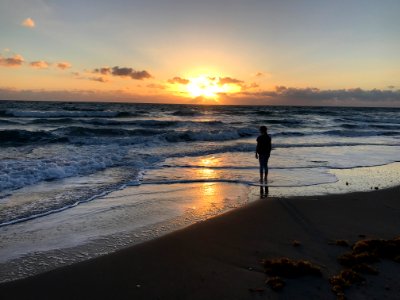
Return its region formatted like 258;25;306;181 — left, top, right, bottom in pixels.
1;101;400;281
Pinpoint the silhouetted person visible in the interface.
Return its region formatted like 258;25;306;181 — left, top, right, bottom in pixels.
255;125;272;182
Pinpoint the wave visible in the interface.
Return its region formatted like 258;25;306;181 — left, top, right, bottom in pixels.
163;128;254;142
263;119;304;125
0;145;129;192
138;177;337;188
171;109;203;116
320;129;400;137
0;119;20;125
0;129;67;145
29;118;223;128
52;126;165;137
4;110;136;118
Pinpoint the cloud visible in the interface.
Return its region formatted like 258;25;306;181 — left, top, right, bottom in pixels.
22;18;35;28
387;85;396;89
88;76;109;83
168;77;189;85
57;62;72;70
0;54;24;67
30;60;50;69
147;83;165;89
241;82;259;90
237;86;400;106
218;77;244;86
94;66;152;80
254;72;264;77
94;67;111;75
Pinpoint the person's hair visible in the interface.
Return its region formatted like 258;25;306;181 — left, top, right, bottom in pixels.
259;125;267;133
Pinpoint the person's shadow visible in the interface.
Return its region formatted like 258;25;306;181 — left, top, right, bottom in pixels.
260;185;269;198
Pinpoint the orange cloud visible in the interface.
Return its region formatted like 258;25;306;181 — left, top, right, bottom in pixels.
168;77;189;84
22;18;35;28
57;62;72;70
88;76;109;83
218;77;244;86
0;54;24;67
147;83;165;89
30;61;50;69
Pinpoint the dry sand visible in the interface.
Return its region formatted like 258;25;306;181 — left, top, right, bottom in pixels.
1;186;400;299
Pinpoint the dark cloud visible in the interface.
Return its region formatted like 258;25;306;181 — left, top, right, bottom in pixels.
255;72;264;77
94;66;152;80
0;54;24;67
218;77;244;85
168;76;189;84
94;67;111;75
238;86;400;106
388;85;396;89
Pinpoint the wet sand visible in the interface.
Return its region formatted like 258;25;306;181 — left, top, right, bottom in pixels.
1;186;400;299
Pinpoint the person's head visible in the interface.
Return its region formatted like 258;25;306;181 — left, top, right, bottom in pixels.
259;126;267;134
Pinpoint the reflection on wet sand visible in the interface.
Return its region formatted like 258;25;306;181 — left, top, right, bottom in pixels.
260;185;269;198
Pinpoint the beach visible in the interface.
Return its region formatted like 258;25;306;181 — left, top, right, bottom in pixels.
1;102;400;298
1;185;400;299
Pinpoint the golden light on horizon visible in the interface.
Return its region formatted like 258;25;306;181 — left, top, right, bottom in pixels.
169;74;242;101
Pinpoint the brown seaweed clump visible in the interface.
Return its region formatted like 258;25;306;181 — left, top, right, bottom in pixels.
338;251;379;267
262;257;322;278
330;237;400;298
265;276;285;291
352;238;400;260
329;269;365;299
292;240;302;247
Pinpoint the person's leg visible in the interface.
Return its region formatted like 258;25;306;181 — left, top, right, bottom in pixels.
264;157;269;182
259;156;264;182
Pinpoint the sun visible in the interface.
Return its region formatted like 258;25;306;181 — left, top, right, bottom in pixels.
180;75;241;101
186;75;222;99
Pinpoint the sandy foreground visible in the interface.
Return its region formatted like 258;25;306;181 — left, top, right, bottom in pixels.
1;186;400;300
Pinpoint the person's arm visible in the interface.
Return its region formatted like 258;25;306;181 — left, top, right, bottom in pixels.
255;137;259;159
267;135;272;156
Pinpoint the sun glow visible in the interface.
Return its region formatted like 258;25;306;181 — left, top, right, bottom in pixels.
169;74;242;100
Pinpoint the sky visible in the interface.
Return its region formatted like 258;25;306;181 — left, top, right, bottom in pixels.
0;0;399;106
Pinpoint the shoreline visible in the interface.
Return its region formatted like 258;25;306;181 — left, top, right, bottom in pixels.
1;185;400;299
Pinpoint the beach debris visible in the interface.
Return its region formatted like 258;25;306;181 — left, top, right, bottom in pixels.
374;186;379;190
329;269;365;298
292;240;302;247
345;182;349;186
338;251;379;266
262;257;322;278
352;237;400;261
351;263;379;275
330;236;400;298
260;257;321;292
265;276;285;291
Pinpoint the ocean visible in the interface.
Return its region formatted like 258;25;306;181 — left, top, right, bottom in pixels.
1;100;400;281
